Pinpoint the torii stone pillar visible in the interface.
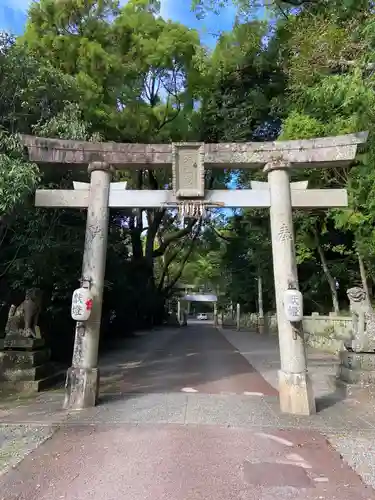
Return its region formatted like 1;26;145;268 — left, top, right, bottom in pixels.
257;275;264;333
213;302;218;327
265;161;316;415
177;300;182;325
236;303;241;331
64;161;113;410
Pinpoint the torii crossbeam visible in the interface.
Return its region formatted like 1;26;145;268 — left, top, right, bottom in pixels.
22;133;366;168
35;186;348;209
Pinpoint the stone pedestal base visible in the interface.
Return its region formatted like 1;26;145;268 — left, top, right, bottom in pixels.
0;336;45;351
0;337;64;393
63;367;99;410
338;351;375;385
278;370;316;415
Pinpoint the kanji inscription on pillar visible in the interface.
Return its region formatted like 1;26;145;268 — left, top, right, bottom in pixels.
172;143;205;198
278;223;293;242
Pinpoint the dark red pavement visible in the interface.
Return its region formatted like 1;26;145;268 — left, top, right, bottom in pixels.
104;323;277;396
1;424;374;500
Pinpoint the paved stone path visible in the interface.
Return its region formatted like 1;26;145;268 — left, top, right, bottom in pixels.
1;325;375;499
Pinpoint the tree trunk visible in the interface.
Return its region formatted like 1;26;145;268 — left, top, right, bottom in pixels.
357;251;371;307
314;232;340;314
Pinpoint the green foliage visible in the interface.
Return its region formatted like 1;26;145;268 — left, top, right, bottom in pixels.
0;154;39;216
33;103;103;141
280;111;324;140
196;20;284;142
0;131;40;216
21;0;202;142
0;41;81;134
275;0;375;308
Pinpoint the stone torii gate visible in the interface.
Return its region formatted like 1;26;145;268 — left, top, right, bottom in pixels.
21;132;367;415
180;293;218;325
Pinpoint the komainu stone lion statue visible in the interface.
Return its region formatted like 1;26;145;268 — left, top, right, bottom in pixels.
4;288;43;339
346;287;375;352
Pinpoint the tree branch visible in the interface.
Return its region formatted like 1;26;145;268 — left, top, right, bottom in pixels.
164;219;203;294
152;219;197;258
157;241;184;291
208;222;233;242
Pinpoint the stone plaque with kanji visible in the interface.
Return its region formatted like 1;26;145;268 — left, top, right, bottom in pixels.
172;143;205;199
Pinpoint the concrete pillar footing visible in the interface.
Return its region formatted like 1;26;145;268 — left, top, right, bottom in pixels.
278;369;316;416
63;367;100;410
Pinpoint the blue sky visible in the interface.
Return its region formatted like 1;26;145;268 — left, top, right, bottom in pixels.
0;0;237;46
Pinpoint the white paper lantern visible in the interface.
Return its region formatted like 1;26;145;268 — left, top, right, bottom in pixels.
71;287;93;321
283;288;303;323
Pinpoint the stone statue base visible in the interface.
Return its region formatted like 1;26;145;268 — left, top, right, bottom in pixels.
338;351;375;386
0;335;45;351
0;335;64;393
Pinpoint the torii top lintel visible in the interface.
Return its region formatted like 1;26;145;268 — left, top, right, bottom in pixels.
21;132;368;170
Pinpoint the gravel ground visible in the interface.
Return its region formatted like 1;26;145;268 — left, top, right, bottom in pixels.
327;432;375;490
0;424;54;477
